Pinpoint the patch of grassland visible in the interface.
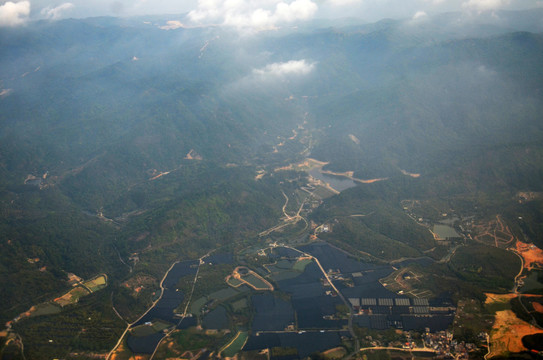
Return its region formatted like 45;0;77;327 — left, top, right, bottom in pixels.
484;296;512;314
231;298;248;312
153;320;173;332
190;297;208;314
243;274;269;289
83;275;107;292
221;331;248;357
322;346;347;359
130;321;173;337
131;324;158;337
54;286;91;307
30;303;61;317
293;258;313;272
270;270;301;282
209;288;239;301
172;327;227;352
227;277;243;287
313;185;338;199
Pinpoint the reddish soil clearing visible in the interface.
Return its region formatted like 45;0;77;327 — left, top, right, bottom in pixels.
516;240;543;270
533;302;543;313
489;310;543;357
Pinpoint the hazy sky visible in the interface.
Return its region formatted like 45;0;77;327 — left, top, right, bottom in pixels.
1;0;542;27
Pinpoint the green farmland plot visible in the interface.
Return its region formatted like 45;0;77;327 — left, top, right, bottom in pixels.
231;298;248;312
243;274;270;290
227;277;243;287
83;275;107;292
209;288;239;302
293;258;313;272
190;297;208;315
221;331;248;358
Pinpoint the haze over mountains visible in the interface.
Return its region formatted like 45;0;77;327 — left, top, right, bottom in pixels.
1;6;543;359
2;9;542;202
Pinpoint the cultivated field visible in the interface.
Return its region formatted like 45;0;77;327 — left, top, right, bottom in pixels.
221;331;248;357
54;286;90;307
227;267;274;291
84;274;108;292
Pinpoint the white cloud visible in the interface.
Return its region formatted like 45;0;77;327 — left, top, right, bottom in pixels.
188;0;318;29
19;0;543;22
477;64;496;77
462;0;510;12
275;0;317;21
0;1;30;27
41;3;75;20
253;59;315;77
412;10;427;19
326;0;362;5
421;0;446;4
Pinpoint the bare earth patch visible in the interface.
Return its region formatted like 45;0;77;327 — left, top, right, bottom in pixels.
517;191;543;203
489;309;543;357
533;302;543;313
400;169;421;178
122;274;157;295
184;149;203;160
515;240;543;270
485;293;517;305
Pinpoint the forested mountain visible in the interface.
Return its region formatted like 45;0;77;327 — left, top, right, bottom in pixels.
2;11;542;204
